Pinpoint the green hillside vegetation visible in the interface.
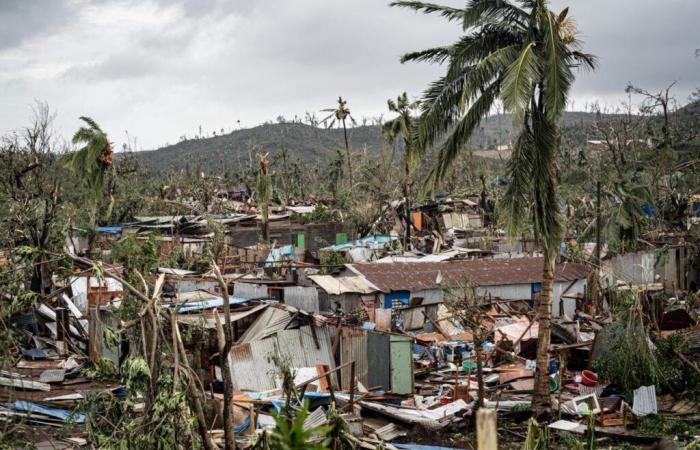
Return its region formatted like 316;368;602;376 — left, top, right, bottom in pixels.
128;111;616;174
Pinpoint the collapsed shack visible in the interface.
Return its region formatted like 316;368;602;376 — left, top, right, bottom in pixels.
4;225;700;449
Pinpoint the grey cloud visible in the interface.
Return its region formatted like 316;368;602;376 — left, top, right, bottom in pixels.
0;1;76;49
61;52;161;82
0;0;698;149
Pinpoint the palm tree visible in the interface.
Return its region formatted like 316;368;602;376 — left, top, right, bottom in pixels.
65;117;115;245
392;0;596;416
256;153;272;242
322;97;357;202
382;92;422;251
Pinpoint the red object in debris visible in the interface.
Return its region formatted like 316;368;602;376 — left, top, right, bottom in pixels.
581;370;598;386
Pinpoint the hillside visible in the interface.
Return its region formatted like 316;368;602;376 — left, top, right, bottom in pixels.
129;111;609;173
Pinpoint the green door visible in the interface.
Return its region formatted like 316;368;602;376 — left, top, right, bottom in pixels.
390;336;413;394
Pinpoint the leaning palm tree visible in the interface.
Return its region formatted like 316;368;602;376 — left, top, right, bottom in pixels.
322;97;357;202
65;117;114;245
382;92;422;251
392;0;596;416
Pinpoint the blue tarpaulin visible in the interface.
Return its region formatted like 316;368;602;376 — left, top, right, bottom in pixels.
266;244;297;267
641;204;657;217
5;400;85;423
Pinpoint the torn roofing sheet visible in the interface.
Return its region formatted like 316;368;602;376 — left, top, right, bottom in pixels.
4;400;85;423
176;303;269;329
308;274;379;295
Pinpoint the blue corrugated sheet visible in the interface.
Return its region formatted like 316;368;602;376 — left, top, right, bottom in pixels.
323;234;397;252
5;400;85;423
96;226;124;234
166;296;254;312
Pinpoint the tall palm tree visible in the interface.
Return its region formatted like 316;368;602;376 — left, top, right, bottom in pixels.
256;153;272;242
383;92;422;251
322;97;357;202
392;0;596;416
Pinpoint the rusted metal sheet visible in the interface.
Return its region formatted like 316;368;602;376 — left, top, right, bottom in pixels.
229;340;278;391
339;327;368;390
230;325;336;391
283;286;319;313
350;257;589;292
276;326;335;370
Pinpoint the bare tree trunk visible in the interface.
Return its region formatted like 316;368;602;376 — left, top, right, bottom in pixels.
212;264;236;450
532;249;555;416
403;156;411;252
474;324;485;408
173;318;217;450
261;203;269;243
342;119;354;202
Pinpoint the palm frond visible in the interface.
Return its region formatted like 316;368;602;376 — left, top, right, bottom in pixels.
570;51;598;71
429;81;499;184
541;10;573;119
77;116;103;134
462;0;529;30
501;116;535;238
390;1;464;22
400;46;451;64
529;107;562;251
501;42;540;120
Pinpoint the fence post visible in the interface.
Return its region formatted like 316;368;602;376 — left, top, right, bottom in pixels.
477;408;497;450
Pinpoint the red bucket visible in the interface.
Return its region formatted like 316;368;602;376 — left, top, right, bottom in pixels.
581;370;598;386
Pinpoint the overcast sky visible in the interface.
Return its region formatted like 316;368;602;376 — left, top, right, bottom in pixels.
1;0;698;150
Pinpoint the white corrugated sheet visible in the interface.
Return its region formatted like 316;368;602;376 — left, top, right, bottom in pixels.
633;385;658;416
234;282;268;299
283;286;319;313
309;275;378;295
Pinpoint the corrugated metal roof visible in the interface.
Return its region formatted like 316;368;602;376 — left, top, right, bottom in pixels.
308;275;379;295
230;325;336;392
237;307;294;343
349;257;589;292
177;304;269;329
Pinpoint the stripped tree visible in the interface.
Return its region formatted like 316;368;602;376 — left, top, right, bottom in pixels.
382;92;423;251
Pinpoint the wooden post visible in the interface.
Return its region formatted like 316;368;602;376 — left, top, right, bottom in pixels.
88;307;101;363
55;307;68;355
477;408;497;450
349;361;356;413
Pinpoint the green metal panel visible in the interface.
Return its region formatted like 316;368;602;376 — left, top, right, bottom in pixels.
293;233;305;249
389;335;414;394
367;332;391;390
335;232;347;245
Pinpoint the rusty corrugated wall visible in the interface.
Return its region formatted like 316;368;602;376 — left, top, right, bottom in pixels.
339;327;368;390
229;339;278;391
230;324;336;391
